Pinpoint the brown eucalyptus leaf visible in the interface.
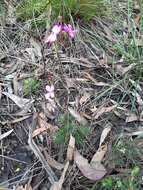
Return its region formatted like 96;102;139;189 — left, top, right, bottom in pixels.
99;124;112;146
32;114;58;137
43;150;64;170
30;37;42;58
50;161;69;190
91;145;108;163
94;105;117;119
74;151;106;181
67;134;75;161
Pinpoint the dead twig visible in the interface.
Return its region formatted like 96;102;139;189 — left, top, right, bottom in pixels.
28;113;58;184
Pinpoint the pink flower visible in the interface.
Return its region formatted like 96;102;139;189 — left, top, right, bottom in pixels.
45;22;78;44
45;85;55;100
45;24;62;44
45;33;57;43
52;24;62;34
63;24;78;38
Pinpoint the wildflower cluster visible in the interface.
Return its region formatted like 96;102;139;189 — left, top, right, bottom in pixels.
45;85;55;101
45;84;57;113
45;23;78;44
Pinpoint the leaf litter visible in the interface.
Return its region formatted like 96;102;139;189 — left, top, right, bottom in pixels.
74;124;112;181
0;1;143;189
74;150;106;181
50;135;75;190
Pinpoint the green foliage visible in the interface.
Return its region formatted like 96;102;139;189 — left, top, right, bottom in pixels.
23;78;41;95
54;113;90;145
16;0;51;28
89;138;142;190
112;0;143;80
101;177;113;189
0;1;6;17
16;0;50;20
109;138;143;168
90;166;141;190
16;0;107;28
140;16;143;32
51;0;106;21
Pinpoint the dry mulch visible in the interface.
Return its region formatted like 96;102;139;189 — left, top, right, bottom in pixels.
0;15;143;190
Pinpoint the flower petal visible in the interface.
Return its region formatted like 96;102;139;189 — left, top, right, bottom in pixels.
63;24;78;38
52;24;62;34
45;93;50;100
63;24;69;33
46;85;54;92
50;92;55;98
67;24;73;30
45;33;57;43
50;85;54;92
68;31;75;38
46;85;51;92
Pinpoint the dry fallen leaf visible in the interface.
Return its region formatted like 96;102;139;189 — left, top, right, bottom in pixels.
125;130;143;137
0;115;31;125
79;93;91;105
50;161;69;190
74;150;106;181
67;134;75;161
94;105;117;119
43;150;64;170
15;101;34;115
126;113;139;123
0;129;13;141
32;114;58;138
91;144;108;163
116;63;136;76
132;92;143;106
85;72;109;86
32;127;51;138
99;124;112;146
2;92;32;108
30;37;42;58
50;133;76;189
68;107;88;125
134;14;140;25
16;184;32;190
